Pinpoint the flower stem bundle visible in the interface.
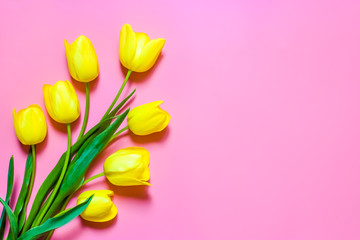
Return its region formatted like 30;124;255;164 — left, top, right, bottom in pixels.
0;24;170;240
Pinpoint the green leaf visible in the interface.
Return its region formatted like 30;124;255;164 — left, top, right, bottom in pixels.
12;148;33;233
108;88;135;117
0;156;14;240
0;198;18;240
18;195;93;240
42;109;129;222
62;109;129;197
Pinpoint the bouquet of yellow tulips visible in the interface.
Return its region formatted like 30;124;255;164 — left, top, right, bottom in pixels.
0;24;170;240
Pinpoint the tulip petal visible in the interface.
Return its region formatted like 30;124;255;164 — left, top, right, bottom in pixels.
140;167;151;181
43;84;58;122
78;190;114;199
106;175;151;186
131;32;150;67
119;24;137;70
64;39;79;81
131;38;165;72
12;109;26;145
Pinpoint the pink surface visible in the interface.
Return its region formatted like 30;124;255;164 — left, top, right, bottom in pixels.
1;0;360;239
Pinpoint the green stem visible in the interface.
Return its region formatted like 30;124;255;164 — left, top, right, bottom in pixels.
77;82;90;141
101;70;131;120
109;126;129;142
32;124;72;227
27;145;36;207
31;145;36;184
82;172;105;185
18;146;36;235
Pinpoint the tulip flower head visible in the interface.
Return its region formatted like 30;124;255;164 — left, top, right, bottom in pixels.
65;35;99;82
77;190;117;222
13;104;47;145
119;24;165;72
43;80;80;124
127;101;170;136
104;147;151;186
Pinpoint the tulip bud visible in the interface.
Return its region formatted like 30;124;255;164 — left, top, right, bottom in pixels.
119;24;165;72
65;35;99;82
104;147;151;186
13;104;47;145
77;190;117;222
127;101;170;136
43;80;80;124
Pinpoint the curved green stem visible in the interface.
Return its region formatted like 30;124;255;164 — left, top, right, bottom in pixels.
27;145;36;209
18;146;36;235
109;126;129;142
31;145;36;182
23;146;36;208
27;145;36;205
77;82;90;141
82;172;105;185
101;70;131;120
32;124;72;227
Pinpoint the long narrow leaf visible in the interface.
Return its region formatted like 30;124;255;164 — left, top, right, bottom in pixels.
42;109;129;222
18;195;93;240
0;157;14;240
108;88;135;117
12;148;32;234
0;198;18;240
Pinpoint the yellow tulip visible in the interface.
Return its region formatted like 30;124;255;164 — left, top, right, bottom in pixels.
64;35;99;82
77;190;117;222
119;24;165;72
43;80;80;124
13;104;47;145
104;147;151;186
127;101;170;136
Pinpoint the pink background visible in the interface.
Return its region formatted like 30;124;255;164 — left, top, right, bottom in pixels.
1;0;360;239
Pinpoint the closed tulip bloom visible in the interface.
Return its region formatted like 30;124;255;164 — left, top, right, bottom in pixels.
43;80;80;124
127;101;170;136
13;104;47;145
119;24;165;72
104;147;151;186
77;190;117;222
65;35;99;82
